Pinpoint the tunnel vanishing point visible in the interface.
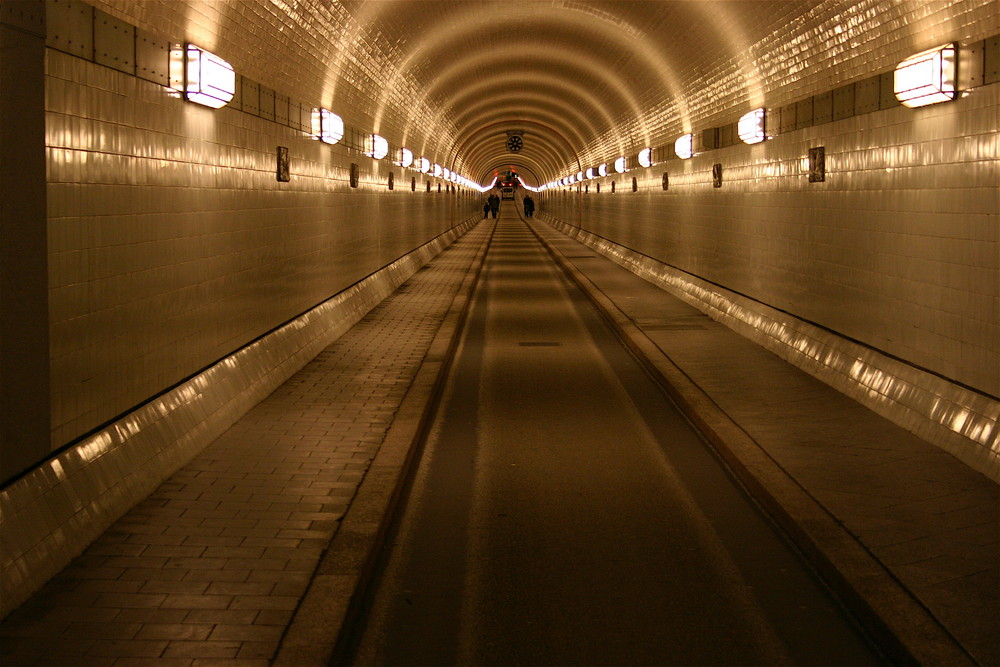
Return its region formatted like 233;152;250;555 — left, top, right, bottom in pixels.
1;0;998;665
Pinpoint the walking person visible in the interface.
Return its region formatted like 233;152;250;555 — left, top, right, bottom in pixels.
488;193;500;219
523;194;534;218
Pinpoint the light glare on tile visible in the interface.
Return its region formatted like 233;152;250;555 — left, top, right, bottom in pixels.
738;108;766;144
184;44;235;109
894;43;957;107
675;133;694;159
638;148;653;168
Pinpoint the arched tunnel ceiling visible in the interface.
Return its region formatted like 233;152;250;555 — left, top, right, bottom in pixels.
330;0;843;185
143;0;987;188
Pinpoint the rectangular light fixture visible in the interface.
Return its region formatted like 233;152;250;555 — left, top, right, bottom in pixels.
894;43;957;108
312;108;344;145
185;44;235;109
674;133;694;159
396;148;414;168
738;108;766;144
365;134;388;160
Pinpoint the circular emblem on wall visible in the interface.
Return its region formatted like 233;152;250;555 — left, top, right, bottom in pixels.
506;135;523;152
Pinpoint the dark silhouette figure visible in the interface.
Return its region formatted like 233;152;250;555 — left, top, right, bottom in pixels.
488;194;500;218
483;201;490;218
523;195;535;218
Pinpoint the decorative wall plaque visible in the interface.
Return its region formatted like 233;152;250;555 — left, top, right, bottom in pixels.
808;147;826;182
276;146;290;182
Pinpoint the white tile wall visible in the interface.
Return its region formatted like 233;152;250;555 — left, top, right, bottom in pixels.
2;215;478;620
537;0;999;452
541;215;999;482
45;49;480;448
543;84;998;400
539;68;998;476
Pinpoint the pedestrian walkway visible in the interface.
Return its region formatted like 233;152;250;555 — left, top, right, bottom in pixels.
0;222;493;666
1;209;996;666
529;215;999;667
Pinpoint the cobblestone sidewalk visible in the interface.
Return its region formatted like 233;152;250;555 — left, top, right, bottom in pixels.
0;222;491;666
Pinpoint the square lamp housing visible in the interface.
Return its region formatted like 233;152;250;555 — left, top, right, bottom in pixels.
312;108;344;145
366;134;389;160
674;133;694;159
894;43;957;108
185;45;235;108
738;108;766;144
397;148;414;168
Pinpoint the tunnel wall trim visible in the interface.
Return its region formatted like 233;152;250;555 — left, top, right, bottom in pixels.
0;216;478;621
539;213;999;482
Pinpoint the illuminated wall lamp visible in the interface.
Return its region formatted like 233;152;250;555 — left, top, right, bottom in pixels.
738;108;766;144
638;148;653;168
365;134;389;160
598;163;608;177
585;167;595;179
312;108;344;145
418;157;431;173
397;148;413;168
576;171;584;182
433;164;443;178
894;43;957;108
184;44;235;108
614;157;627;173
443;167;451;180
674;134;694;159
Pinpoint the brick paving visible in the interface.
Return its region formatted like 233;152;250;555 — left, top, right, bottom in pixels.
0;222;491;666
3;213;995;665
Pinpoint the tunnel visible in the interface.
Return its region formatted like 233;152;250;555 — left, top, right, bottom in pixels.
1;0;998;664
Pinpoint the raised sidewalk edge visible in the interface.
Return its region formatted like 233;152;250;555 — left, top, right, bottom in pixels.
527;218;975;667
273;221;496;666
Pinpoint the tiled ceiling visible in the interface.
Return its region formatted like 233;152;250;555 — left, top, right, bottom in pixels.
102;0;992;185
333;0;830;184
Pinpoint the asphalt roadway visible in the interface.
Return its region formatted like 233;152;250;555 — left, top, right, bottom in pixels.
346;209;886;666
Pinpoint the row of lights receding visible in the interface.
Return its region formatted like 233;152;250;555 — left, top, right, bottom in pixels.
182;44;492;191
544;43;958;191
185;42;955;192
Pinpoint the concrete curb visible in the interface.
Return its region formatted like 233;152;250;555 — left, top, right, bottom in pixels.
528;219;975;667
273;221;496;667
